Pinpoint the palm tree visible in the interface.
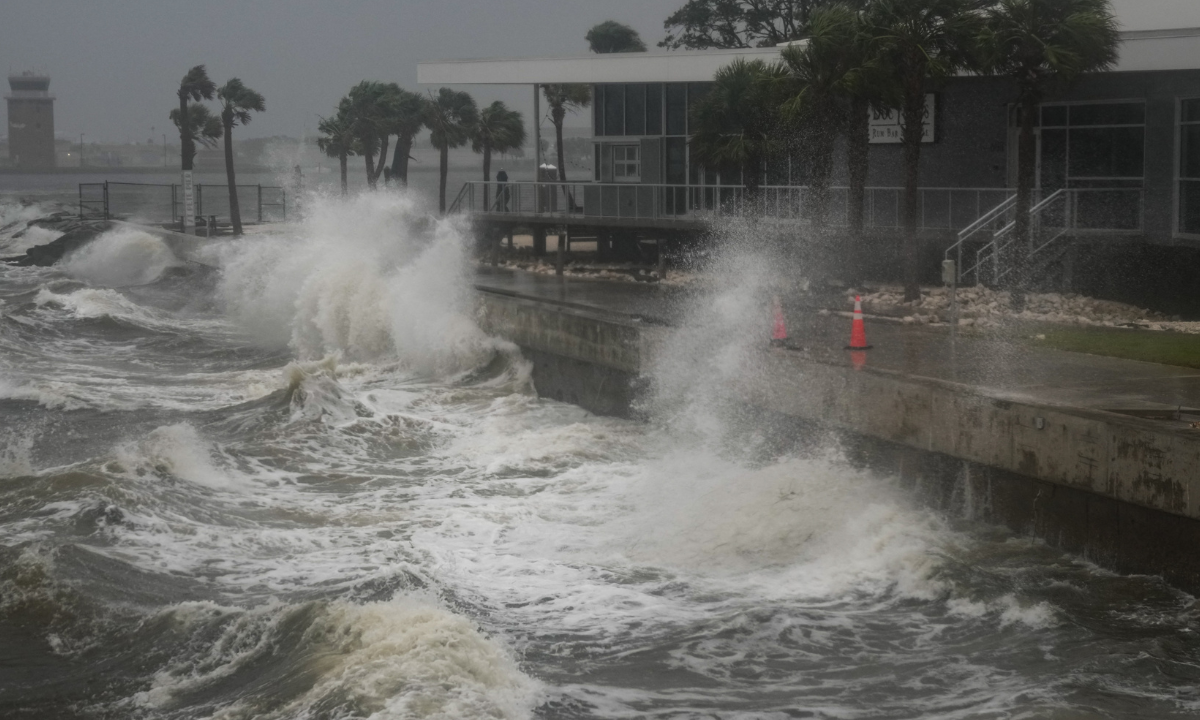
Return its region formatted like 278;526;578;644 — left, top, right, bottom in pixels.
425;87;479;213
689;58;785;197
541;84;591;183
317;99;358;196
175;65;216;173
216;78;265;235
866;0;984;301
980;0;1119;296
586;21;648;53
778;6;864;225
471;101;526;210
168;103;223;161
387;89;428;187
345;81;402;189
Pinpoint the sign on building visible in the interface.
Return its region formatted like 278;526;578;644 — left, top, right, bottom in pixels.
869;94;935;144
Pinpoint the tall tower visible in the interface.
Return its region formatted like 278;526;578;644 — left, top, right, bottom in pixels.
6;72;56;168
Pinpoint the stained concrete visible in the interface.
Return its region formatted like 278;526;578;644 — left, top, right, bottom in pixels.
473;268;1200;590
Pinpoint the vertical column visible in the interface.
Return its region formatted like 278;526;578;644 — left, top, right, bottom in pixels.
533;84;541;181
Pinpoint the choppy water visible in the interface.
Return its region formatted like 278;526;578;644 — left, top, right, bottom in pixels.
2;193;1200;719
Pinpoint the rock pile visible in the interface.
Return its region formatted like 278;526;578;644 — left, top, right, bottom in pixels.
853;285;1200;333
2;213;111;267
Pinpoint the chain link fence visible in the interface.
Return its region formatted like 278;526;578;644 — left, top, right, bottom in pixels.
79;181;286;229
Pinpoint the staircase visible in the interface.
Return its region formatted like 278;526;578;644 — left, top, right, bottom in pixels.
945;189;1076;287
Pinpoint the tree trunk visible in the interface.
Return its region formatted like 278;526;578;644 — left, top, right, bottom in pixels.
901;90;924;302
339;152;348;196
372;135;390;186
178;95;193;170
552;107;567;182
223;117;242;235
391;135;413;186
808;118;837;227
847;96;870;278
365;150;377;190
1010;95;1038;307
482;142;492;211
439;144;449;213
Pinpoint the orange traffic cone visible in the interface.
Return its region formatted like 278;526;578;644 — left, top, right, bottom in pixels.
846;295;872;350
771;295;787;347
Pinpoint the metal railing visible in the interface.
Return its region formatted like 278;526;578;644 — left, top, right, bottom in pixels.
450;181;1016;232
78;181;286;228
946;187;1145;285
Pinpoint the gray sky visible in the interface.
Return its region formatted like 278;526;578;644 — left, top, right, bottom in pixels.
3;0;1197;144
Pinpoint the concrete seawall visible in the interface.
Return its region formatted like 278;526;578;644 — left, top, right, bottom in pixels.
476;286;1200;591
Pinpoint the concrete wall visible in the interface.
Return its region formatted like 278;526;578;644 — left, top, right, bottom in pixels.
6;98;55;168
478;289;1200;591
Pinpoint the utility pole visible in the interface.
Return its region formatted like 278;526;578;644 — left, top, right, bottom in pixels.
79;133;84;167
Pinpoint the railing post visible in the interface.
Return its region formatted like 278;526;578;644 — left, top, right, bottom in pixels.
172;184;179;230
196;184;202;218
103;181;109;220
257;184;263;223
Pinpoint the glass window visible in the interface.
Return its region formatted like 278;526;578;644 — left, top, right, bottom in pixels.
604;85;624;136
1180;100;1200;235
665;137;686;184
1041;105;1067;127
1070;103;1144;126
625;84;646;136
1069;127;1144;178
666;83;687;136
593;86;604;137
613;144;640;182
646;84;663;135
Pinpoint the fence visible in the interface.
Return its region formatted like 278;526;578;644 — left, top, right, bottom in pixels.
78;181;286;227
450;181;1015;233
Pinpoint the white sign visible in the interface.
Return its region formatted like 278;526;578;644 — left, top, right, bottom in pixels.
869;94;936;144
182;170;196;235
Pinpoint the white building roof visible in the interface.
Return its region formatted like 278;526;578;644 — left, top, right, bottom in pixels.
417;27;1200;86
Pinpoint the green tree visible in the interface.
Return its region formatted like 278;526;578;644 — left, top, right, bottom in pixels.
865;0;984;301
660;0;864;49
425;87;479;213
317;99;359;197
386;89;428;187
689;58;784;197
346;81;403;190
471;101;526;209
541;84;591;183
168;103;222;166
586;20;648;52
778;5;863;225
216;78;265;235
174;65;217;171
980;0;1118;296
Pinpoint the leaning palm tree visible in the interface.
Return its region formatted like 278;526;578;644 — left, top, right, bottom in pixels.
778;6;863;226
174;65;216;234
176;65;216;173
317;100;358;196
425;87;479;213
216;78;265;235
387;89;428;187
471;101;526;210
168;103;223;167
690;58;785;198
866;0;984;301
980;0;1119;296
541;84;591;183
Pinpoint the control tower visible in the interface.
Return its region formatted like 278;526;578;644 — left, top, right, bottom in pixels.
6;72;56;168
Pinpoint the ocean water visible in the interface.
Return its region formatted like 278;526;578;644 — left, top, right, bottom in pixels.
1;191;1199;719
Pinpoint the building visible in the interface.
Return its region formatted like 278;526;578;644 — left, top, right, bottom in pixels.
419;16;1200;305
6;72;56;168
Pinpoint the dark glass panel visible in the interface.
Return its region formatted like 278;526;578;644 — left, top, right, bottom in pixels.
1183;99;1200;124
1070;103;1144;126
1041;105;1067;127
666;83;687;136
1040;129;1067;190
1069;127;1144;177
646;84;662;135
1180;180;1200;234
593;86;604;136
604;85;624;136
665;137;687;184
1183;125;1200;180
625;84;646;136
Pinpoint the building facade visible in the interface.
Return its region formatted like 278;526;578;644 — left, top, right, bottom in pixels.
6;72;56;169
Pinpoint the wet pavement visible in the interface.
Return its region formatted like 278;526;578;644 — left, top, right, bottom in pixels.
473;266;1200;412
